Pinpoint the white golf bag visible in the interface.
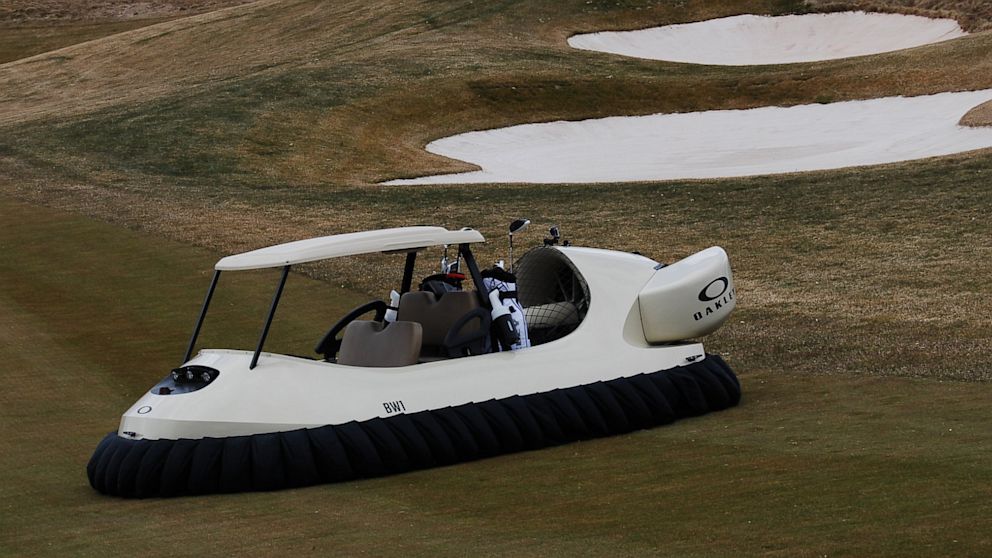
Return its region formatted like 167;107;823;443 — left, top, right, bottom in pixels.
482;268;530;351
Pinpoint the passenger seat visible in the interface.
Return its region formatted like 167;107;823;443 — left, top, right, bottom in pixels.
337;320;422;367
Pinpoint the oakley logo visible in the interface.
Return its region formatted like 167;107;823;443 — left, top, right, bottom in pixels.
699;277;729;302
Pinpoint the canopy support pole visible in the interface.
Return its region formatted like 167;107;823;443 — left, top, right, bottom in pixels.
459;244;490;309
250;265;290;370
182;270;221;365
400;251;417;293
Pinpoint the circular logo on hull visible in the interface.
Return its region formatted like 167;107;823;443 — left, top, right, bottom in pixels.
699;277;729;302
137;406;152;415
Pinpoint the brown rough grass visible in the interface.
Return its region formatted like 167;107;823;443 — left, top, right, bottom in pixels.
806;0;992;31
0;0;254;24
0;1;257;65
0;0;990;384
0;19;175;64
961;99;992;126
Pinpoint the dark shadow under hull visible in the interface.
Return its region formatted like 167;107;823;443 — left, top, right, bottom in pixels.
88;354;741;498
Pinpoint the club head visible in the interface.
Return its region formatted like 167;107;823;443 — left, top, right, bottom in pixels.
549;225;560;240
509;219;530;235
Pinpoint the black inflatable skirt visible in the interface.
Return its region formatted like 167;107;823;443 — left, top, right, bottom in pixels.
88;354;740;498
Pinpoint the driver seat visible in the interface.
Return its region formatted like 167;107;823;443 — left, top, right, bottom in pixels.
397;291;482;358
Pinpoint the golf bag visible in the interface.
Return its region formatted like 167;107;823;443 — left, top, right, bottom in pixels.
481;267;530;351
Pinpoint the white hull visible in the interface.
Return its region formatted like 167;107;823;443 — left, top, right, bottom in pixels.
120;247;709;440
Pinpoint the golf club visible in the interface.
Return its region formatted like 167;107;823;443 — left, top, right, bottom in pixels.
508;218;530;272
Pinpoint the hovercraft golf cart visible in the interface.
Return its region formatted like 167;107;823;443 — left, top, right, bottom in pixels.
88;224;740;497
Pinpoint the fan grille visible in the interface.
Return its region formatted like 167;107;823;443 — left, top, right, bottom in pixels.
514;248;590;345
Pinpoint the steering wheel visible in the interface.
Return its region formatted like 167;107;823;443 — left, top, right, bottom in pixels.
315;300;388;360
443;308;492;357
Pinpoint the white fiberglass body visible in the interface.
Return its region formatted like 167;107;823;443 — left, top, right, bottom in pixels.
117;228;735;442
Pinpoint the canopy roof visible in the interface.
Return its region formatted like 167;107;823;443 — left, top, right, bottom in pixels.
216;227;485;271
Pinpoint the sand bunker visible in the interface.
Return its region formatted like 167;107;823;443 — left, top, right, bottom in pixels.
567;12;966;65
386;90;992;185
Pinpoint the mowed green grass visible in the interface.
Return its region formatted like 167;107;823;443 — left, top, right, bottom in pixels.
2;196;991;556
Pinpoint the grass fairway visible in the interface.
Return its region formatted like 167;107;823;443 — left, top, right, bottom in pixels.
2;200;991;556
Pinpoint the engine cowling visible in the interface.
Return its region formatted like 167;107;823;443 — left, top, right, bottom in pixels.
638;247;735;343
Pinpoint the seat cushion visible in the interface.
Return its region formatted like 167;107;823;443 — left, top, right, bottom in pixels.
337;320;422;367
396;291;481;347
